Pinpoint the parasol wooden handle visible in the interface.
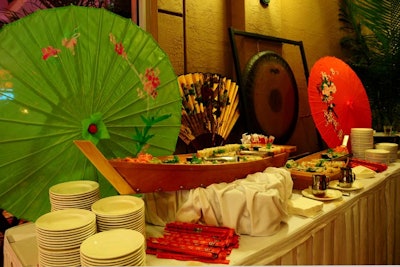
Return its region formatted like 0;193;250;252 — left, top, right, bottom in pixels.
73;140;135;195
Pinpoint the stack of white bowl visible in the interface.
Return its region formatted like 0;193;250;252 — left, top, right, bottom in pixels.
375;142;398;162
35;208;97;267
91;195;146;237
49;180;100;211
350;128;374;159
365;149;390;164
80;229;146;266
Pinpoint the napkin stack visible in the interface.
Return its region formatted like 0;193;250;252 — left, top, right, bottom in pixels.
351;165;376;178
175;167;293;236
287;197;323;217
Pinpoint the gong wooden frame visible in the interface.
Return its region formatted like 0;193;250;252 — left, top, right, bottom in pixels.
229;27;310;144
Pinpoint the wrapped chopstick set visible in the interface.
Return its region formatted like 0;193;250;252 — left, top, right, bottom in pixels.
146;221;239;264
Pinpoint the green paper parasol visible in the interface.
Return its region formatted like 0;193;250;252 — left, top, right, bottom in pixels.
0;5;182;221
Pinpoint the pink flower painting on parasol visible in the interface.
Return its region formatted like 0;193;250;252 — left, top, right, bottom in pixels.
308;56;372;148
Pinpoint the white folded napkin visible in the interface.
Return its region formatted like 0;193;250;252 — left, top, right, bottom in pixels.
175;167;293;236
288;197;323;218
352;165;376;179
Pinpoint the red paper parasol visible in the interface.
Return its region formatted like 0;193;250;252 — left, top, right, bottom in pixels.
308;56;372;148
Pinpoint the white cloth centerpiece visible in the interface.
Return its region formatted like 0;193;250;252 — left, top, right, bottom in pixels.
144;167;293;236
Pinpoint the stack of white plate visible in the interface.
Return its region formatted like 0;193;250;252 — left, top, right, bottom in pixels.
35;208;97;267
365;148;390;164
49;180;100;211
350;128;374;159
80;229;146;266
375;142;398;162
91;195;145;236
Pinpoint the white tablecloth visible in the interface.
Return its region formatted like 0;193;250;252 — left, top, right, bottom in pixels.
4;162;400;266
145;161;400;265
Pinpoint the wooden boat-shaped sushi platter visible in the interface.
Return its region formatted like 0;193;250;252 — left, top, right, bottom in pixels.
286;149;349;190
74;140;296;194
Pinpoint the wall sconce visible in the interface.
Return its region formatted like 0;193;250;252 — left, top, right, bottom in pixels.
260;0;270;6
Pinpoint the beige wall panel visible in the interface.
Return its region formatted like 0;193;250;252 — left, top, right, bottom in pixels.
185;0;232;77
157;12;184;75
158;0;182;13
245;0;282;36
281;0;345;67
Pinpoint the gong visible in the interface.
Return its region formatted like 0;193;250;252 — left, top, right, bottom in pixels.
242;51;299;144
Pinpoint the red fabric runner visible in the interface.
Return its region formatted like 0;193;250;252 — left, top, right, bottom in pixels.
349;158;388;172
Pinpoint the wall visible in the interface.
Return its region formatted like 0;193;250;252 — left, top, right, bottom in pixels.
149;0;346;155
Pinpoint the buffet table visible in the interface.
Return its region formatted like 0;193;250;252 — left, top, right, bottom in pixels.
4;161;400;266
145;160;400;265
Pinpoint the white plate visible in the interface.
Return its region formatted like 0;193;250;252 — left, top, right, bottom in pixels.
39;257;80;267
365;148;390;154
50;194;99;202
36;220;96;237
50;190;100;201
37;226;96;245
50;198;99;207
49;180;99;196
80;229;144;260
328;180;364;191
351;129;373;133
91;195;144;216
80;247;145;265
96;211;144;221
39;248;81;263
301;188;342;201
49;199;99;208
36;208;95;231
